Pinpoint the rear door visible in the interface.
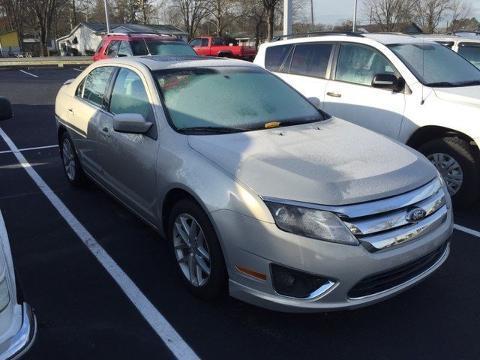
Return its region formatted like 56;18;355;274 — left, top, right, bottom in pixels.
265;42;333;107
70;66;116;175
96;67;159;221
323;43;405;139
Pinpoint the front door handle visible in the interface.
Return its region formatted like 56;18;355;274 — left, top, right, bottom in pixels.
326;92;342;98
102;127;109;133
67;108;73;112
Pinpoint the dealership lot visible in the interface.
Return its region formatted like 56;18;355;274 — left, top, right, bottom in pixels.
1;68;480;359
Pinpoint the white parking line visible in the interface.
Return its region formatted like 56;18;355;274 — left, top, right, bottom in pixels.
73;68;83;72
19;70;39;78
0;144;58;155
0;128;200;360
454;224;480;238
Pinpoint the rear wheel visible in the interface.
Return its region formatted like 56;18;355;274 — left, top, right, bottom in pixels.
419;137;480;206
60;132;85;186
168;198;227;300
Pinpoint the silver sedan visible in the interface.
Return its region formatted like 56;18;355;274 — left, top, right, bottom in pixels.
55;57;453;312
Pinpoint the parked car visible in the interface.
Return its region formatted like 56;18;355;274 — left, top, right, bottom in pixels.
0;97;37;358
55;57;453;312
414;34;480;69
93;33;196;61
189;36;256;60
255;32;480;206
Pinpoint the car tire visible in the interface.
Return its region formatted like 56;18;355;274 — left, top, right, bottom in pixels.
419;137;480;207
60;132;85;186
168;198;227;300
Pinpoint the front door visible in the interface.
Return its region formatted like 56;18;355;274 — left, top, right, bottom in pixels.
323;43;406;139
97;67;158;221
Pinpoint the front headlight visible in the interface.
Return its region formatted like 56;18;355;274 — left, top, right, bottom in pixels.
265;201;359;246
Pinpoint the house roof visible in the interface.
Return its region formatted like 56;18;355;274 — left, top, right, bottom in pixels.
57;22;187;42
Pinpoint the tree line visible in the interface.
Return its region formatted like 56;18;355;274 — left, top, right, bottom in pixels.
0;0;477;56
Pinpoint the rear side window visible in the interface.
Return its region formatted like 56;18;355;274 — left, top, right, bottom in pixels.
118;41;132;57
130;40;149;56
106;40;120;56
335;43;398;86
201;38;208;47
80;67;115;107
290;43;333;78
109;68;153;121
265;44;292;72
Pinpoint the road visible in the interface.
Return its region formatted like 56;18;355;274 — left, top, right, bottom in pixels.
0;67;479;360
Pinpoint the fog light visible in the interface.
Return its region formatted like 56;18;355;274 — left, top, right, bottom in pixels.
271;264;333;298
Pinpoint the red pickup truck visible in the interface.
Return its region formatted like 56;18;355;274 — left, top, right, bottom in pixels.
189;37;256;61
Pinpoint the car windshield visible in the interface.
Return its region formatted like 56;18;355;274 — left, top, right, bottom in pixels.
458;43;480;69
131;40;196;56
154;67;324;133
388;42;480;87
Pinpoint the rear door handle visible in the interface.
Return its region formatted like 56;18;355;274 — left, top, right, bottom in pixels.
67;108;73;112
102;127;109;133
326;92;342;98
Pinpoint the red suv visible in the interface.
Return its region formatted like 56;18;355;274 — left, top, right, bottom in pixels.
93;33;196;61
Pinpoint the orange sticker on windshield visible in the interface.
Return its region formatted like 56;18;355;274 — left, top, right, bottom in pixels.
265;121;280;129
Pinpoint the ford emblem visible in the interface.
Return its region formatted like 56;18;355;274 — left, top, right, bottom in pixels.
406;207;427;223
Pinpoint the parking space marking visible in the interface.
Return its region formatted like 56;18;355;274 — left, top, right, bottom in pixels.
73;68;83;72
0;128;200;360
19;70;39;78
454;224;480;238
0;144;58;155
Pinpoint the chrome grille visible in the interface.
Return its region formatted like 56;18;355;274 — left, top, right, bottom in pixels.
339;178;449;252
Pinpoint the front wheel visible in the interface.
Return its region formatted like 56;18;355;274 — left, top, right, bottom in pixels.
419;137;480;207
168;199;227;300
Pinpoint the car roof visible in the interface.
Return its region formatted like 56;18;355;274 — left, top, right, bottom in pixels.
106;33;179;41
413;34;480;44
263;32;443;47
97;56;259;71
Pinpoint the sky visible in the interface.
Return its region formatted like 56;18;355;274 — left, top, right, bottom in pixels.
310;0;480;26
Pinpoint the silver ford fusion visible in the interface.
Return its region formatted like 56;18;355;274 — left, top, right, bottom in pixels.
55;56;453;312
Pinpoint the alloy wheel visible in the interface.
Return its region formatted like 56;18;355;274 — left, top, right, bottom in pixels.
62;139;76;181
428;152;463;196
173;213;211;287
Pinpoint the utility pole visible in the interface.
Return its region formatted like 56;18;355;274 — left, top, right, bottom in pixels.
310;0;314;27
353;0;357;32
104;0;110;33
283;0;292;36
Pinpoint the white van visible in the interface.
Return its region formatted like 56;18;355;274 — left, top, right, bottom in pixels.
255;33;480;206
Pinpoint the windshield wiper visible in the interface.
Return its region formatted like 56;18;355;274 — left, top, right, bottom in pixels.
426;81;457;87
275;117;324;128
455;80;480;87
179;126;249;134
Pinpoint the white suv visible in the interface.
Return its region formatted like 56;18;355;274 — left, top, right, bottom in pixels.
255;33;480;206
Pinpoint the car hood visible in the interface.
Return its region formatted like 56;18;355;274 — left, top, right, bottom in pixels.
187;118;437;206
434;85;480;107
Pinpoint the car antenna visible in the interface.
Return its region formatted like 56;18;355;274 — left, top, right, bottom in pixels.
421;37;425;105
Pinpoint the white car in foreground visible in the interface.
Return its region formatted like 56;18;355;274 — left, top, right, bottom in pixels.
255;33;480;206
0;97;36;359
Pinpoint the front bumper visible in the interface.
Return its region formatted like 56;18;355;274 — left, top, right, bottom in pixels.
211;206;453;313
0;303;37;359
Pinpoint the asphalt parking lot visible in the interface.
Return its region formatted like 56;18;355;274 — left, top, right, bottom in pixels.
1;67;480;360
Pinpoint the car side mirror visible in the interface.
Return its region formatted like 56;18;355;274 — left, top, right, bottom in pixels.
0;97;13;121
372;74;404;92
307;97;321;108
113;113;152;134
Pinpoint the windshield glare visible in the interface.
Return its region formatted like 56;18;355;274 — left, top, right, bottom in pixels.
154;67;323;132
388;43;480;86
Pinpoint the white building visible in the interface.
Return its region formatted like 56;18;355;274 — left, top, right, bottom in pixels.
56;22;188;56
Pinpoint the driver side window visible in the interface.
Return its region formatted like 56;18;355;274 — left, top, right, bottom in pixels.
335;44;398;86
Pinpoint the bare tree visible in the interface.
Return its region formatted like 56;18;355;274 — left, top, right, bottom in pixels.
414;0;452;33
262;0;280;40
240;0;265;47
175;0;209;38
448;0;472;31
363;0;416;31
30;0;59;55
206;0;237;36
